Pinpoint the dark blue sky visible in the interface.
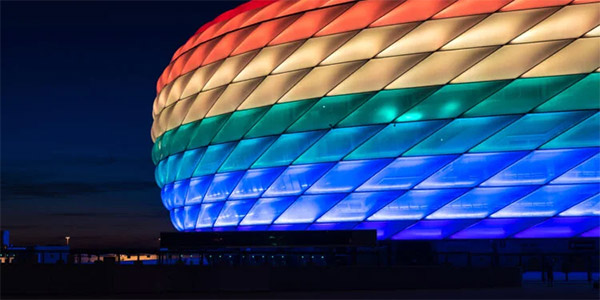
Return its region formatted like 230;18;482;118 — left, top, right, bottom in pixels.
1;1;241;248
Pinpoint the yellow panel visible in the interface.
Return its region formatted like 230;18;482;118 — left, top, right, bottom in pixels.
523;38;600;77
585;25;600;37
452;40;569;83
203;50;258;90
443;7;558;50
387;47;497;89
278;61;364;103
272;32;355;74
166;96;195;131
238;69;310;110
156;84;171;112
512;3;600;43
150;121;159;141
234;41;303;82
378;15;485;57
180;61;222;98
205;78;262;117
320;23;417;65
182;87;227;124
156;105;172;138
329;54;428;95
166;71;194;107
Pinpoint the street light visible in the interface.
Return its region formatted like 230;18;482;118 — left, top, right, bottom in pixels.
65;236;70;246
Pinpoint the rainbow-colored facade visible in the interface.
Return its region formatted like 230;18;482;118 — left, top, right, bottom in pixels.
152;0;600;239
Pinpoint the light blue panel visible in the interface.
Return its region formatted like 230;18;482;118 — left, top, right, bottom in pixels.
203;171;245;202
514;217;600;239
294;125;383;164
354;221;415;239
214;200;257;227
306;159;392;194
491;184;600;218
357;155;457;191
161;183;174;210
183;205;201;230
427;186;538;219
368;189;467;221
170;208;185;231
552;154;600;184
219;136;277;172
175;148;206;181
274;194;346;224
172;180;190;208
391;219;477;240
195;202;225;228
471;111;594;152
482;148;598;186
404;115;518;156
542;112;600;149
451;218;544;239
416;152;527;189
239;197;296;225
262;163;334;197
345;120;448;160
317;191;404;223
229;167;286;199
192;142;237;177
559;194;600;217
165;153;183;184
581;227;600;238
252;131;326;168
155;159;167;187
185;175;213;205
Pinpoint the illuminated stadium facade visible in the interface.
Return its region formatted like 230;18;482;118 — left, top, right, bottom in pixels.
151;0;600;240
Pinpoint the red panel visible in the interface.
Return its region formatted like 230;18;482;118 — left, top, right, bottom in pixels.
370;0;455;27
212;9;260;38
269;4;352;45
194;0;276;35
202;26;258;65
500;0;571;11
432;0;514;19
240;0;296;27
315;0;402;36
322;0;357;6
231;15;300;56
157;63;172;93
277;0;330;17
167;51;192;83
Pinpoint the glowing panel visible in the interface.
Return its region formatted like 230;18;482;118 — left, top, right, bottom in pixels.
451;218;544;239
211;107;268;144
234;42;303;82
183;205;201;230
318;191;404;223
175;148;206;181
580;227;600;238
185;175;213;205
514;217;600;238
203;51;258;90
524;38;600;77
433;0;512;19
544;112;600;149
253;131;326;168
501;0;570;11
203;171;245;202
307;160;392;194
182;88;226;124
371;0;455;26
192;142;236;176
535;73;600;112
308;223;358;231
219;137;277;172
368;189;467;221
187;114;229;149
171;208;184;231
214;200;257;227
172;180;190;208
230;15;299;55
274;194;346;224
552;154;600;185
229;167;286;200
237;70;309;110
263;163;334;197
205;78;262;117
315;0;400;36
392;219;478;240
354;221;415;239
560;194;600;217
161;183;174;209
240;196;296;226
195;202;225;228
245;99;317;138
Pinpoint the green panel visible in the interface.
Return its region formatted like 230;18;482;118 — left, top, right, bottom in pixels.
245;99;318;138
287;93;375;132
219;136;277;172
192;142;237;176
465;75;584;117
166;122;198;156
338;87;439;127
252;130;326;168
404;115;518;156
471;111;594;152
396;81;509;122
212;107;269;144
152;135;163;165
175;148;206;181
188;114;230;150
542;112;600;149
535;73;600;112
294;125;383;164
346;120;448;160
159;130;176;162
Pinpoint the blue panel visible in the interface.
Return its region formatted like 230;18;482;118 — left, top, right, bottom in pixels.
450;218;545;239
391;219;477;240
166;153;183;184
357;155;457;191
559;194;600;217
416;152;527;189
239;197;296;226
161;183;174;210
368;189;467;221
580;227;600;238
203;171;245;202
269;224;310;231
175;148;206;181
195;202;225;228
492;184;600;218
274;194;346;224
514;217;600;238
428;186;538;219
552;154;600;184
482;148;598;186
219;136;277;172
170;208;184;231
183;205;201;231
172;180;190;208
308;223;358;230
214;200;257;227
317;191;404;223
306;159;392;194
354;221;415;239
229;167;286;200
192;142;237;176
263;163;334;197
542;112;600;149
185;175;213;205
252;131;326;168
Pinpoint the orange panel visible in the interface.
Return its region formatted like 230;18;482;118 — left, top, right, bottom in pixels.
193;20;228;48
180;38;220;75
501;0;571;11
231;15;300;56
277;0;329;17
240;1;296;28
432;0;513;19
573;0;599;3
315;0;401;36
269;4;351;45
323;0;357;5
203;26;258;66
167;50;192;84
212;9;260;38
371;0;455;27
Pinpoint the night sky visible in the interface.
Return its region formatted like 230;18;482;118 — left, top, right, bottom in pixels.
1;1;242;248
